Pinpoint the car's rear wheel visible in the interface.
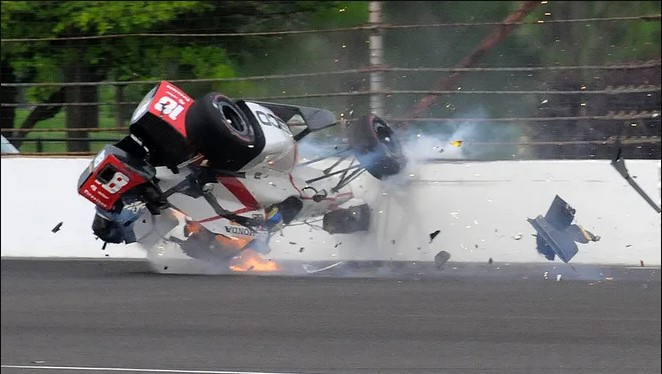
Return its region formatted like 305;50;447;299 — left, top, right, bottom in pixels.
347;114;407;179
185;93;265;171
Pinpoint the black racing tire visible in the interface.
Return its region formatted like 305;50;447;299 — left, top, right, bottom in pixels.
347;114;407;179
322;204;371;234
185;93;265;171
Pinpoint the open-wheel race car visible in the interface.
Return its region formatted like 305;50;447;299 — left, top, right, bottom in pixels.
77;81;407;266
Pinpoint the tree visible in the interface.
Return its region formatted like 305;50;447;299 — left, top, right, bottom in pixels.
1;1;338;151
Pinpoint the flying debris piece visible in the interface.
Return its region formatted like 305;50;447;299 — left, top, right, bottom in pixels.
51;222;63;233
434;250;451;269
488;258;493;265
450;140;463;148
334;242;342;248
299;247;305;253
302;261;344;274
429;230;441;243
102;242;108;250
611;143;661;213
527;195;600;263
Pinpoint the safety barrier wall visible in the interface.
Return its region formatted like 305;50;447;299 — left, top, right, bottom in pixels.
1;157;660;265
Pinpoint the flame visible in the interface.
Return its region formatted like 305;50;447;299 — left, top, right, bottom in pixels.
229;249;281;273
449;140;463;147
185;221;202;235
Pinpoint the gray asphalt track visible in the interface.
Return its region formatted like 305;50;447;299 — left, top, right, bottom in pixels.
1;259;660;374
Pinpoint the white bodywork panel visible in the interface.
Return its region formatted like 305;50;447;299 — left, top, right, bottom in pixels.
151;102;357;242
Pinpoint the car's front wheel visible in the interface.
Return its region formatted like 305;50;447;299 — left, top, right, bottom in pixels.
185;93;265;171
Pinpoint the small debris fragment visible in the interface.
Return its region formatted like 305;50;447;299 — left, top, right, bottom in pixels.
556;274;562;282
302;261;344;274
51;222;63;233
334;242;342;248
391;239;396;245
626;244;632;248
640;260;645;267
543;271;549;280
289;241;297;245
488;258;493;265
31;361;45;364
299;247;305;253
163;266;168;270
512;233;523;240
429;230;441;243
434;250;451;269
102;242;108;250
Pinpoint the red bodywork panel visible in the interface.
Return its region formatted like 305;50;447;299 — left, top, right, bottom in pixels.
147;81;195;137
79;152;149;211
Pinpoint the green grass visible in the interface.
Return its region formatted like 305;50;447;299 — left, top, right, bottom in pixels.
10;109;127;153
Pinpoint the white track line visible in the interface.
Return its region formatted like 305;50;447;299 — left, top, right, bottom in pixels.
0;365;297;374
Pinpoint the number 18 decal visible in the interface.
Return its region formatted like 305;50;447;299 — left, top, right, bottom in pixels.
101;172;130;193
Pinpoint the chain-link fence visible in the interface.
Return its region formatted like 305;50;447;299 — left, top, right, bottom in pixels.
1;1;660;159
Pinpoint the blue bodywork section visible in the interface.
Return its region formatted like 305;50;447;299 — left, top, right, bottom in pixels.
528;195;600;263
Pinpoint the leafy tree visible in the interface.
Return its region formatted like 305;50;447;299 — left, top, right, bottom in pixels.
1;1;337;151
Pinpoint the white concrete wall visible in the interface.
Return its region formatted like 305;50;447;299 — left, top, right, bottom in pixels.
2;157;660;265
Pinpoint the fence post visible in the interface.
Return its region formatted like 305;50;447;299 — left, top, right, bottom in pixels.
369;1;385;117
115;83;126;128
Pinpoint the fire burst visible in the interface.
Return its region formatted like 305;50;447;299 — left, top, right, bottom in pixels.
229;249;281;273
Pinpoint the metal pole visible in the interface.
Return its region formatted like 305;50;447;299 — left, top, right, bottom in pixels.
369;1;384;117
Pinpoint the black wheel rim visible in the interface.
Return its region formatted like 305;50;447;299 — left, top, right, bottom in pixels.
214;100;250;136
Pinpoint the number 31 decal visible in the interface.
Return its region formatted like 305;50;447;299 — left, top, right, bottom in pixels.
154;96;185;121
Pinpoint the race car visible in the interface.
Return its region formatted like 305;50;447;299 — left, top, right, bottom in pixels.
77;81;407;265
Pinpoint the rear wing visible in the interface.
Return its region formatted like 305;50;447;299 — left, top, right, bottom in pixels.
248;101;338;136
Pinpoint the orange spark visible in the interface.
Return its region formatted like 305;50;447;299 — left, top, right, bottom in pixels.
229;249;281;273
